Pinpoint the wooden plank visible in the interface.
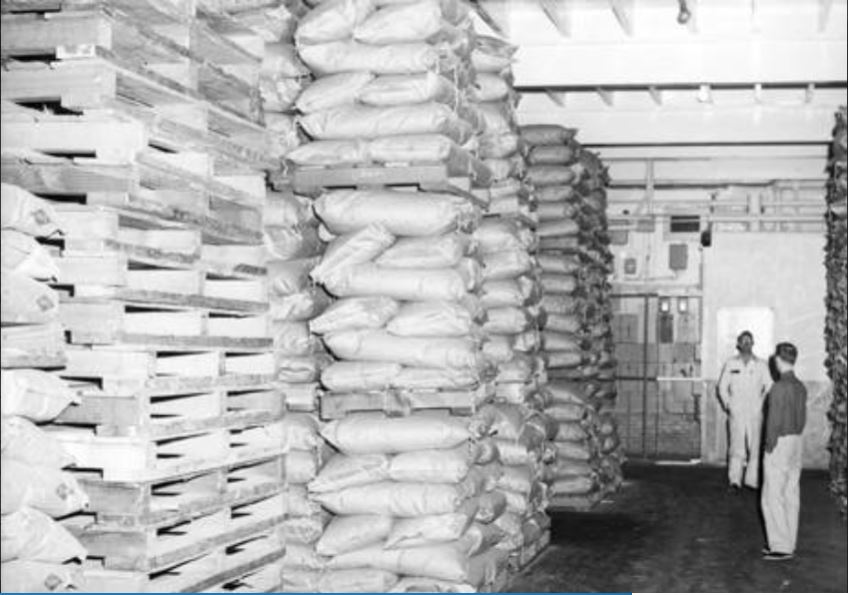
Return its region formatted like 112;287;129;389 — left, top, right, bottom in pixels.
55;253;127;285
66;331;271;351
0;118;149;162
0;321;65;368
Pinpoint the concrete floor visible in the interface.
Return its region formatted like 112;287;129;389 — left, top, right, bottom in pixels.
509;463;847;593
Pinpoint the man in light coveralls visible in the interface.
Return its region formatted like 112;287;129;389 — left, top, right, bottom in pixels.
717;330;773;492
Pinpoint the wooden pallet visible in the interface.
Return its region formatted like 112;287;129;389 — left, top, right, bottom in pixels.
0;321;66;368
81;526;284;593
319;386;492;420
60;348;274;395
47;417;284;481
287;157;493;197
1;151;264;244
67;454;283;528
63;491;283;572
199;557;282;593
55;380;282;437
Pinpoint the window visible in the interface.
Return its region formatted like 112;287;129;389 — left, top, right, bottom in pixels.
669;215;701;234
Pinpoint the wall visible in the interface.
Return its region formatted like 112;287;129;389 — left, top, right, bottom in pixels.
701;231;831;469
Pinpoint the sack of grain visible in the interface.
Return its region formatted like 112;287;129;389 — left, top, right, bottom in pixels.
282;414;322;453
387;301;478;338
1;460;89;516
324;330;480;370
264;224;322;260
474;220;534;254
261;75;304;111
274;321;321;356
0;271;59;324
550;476;595;496
317;514;394;556
0;183;62;237
321;361;401;391
265;192;314;228
313;481;476;517
266;113;303;158
376;232;470;269
315;189;478;237
483;307;532;335
0;507;86;562
271;286;333;322
286;568;400;592
480;277;537;309
354;0;451;44
471;35;515;74
537;253;581;274
526;142;579;165
546;458;594;480
321;413;471;454
297;72;375;113
0;417;75;468
301;103;473;144
367;133;464;163
269;258;320;296
537;219;580;239
520;124;576;147
296;0;376;45
360;72;459;107
231;3;298;42
391;366;482;390
389;576;476;593
0;560;83;592
311;225;395;285
310;296;400;335
283;543;329;571
282;512;331;545
480;249;533;282
323;263;475;302
0;370;78;422
536;201;579;222
385;502;477;549
479;132;521;159
541;274;578;295
287;449;321;483
298;40;450;76
545;314;583;334
1;230;59;280
546;351;583;369
326;536;478;581
264;42;311;77
543;331;582;353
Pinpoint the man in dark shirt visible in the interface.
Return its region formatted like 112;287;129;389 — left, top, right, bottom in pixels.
761;342;807;561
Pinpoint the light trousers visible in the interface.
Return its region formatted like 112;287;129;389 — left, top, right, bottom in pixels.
728;410;762;488
761;434;803;554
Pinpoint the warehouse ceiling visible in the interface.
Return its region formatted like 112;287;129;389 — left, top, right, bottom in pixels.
471;0;848;211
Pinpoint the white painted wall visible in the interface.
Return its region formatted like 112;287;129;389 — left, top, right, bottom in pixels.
701;231;831;468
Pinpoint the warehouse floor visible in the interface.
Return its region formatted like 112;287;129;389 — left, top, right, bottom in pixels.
509;463;848;593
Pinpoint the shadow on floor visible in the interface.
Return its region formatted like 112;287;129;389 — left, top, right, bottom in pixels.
509;463;847;593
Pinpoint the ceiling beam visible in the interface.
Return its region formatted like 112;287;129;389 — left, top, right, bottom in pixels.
516;105;840;144
513;40;848;86
610;0;634;36
537;0;571;37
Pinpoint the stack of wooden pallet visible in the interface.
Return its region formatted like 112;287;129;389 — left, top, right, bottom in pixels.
1;0;286;591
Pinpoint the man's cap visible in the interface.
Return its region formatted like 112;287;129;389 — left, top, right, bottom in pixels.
737;330;754;343
775;342;798;365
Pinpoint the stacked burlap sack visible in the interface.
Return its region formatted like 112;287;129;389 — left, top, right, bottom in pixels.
288;0;488;171
2;182;89;591
470;35;555;562
282;412;511;592
519;126;624;509
225;0;309;159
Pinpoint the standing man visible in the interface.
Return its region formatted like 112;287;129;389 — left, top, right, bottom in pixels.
761;342;807;561
717;330;773;492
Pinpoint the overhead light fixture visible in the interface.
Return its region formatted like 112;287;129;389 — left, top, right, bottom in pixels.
677;297;689;313
659;297;671;313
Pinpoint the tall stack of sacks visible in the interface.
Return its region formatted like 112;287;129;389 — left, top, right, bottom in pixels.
470;36;554;564
226;1;309;160
283;412;510;592
288;0;487;170
519;126;623;509
265;189;334;580
1;183;89;591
